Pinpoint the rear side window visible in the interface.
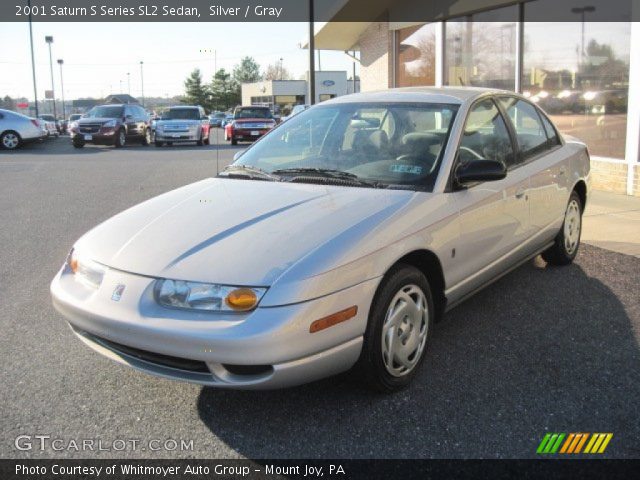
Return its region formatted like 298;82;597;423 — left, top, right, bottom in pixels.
459;99;515;168
538;111;561;147
498;97;549;160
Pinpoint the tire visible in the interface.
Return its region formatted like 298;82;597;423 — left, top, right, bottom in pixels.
231;138;238;146
204;134;210;145
114;129;126;148
542;191;583;265
356;264;434;393
141;128;151;146
197;133;204;147
154;141;164;147
72;141;85;149
1;130;22;150
167;142;173;146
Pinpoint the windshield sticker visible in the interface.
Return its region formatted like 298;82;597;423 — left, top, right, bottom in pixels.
390;165;423;175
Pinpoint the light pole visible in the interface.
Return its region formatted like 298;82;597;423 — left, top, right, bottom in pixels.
27;0;39;117
57;59;66;121
140;61;145;107
127;72;131;95
279;57;284;80
308;0;315;105
571;6;596;68
45;36;56;118
119;79;123;93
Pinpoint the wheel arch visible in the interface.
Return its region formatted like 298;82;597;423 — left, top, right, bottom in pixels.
383;249;446;321
572;179;587;210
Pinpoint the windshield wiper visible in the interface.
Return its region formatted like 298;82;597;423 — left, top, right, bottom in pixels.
218;165;280;181
271;167;383;188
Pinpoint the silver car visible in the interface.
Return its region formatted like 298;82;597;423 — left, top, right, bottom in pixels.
51;88;590;392
154;105;209;147
0;109;47;150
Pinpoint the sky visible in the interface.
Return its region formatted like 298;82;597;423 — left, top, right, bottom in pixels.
0;22;356;100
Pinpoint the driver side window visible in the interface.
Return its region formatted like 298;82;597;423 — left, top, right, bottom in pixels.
459;99;514;168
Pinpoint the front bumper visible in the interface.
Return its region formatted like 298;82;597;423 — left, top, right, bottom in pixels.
232;129;271;141
50;266;378;389
156;132;200;142
71;132;116;145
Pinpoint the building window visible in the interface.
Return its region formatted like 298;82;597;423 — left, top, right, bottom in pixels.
396;23;437;87
319;94;337;102
523;3;630;159
444;6;518;89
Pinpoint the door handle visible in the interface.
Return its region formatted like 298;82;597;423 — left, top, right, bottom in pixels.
515;188;526;199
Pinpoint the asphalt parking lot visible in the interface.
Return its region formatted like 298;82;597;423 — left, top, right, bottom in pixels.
1;136;639;459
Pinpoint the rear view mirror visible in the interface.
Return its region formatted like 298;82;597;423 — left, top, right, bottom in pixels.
455;159;506;186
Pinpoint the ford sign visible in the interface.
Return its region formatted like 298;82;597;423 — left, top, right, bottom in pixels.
322;80;335;86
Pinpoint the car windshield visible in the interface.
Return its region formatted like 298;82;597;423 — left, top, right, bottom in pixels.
235;108;271;119
214;113;225;118
162;109;200;120
69;115;81;121
39;115;55;121
85;106;123;119
230;102;458;191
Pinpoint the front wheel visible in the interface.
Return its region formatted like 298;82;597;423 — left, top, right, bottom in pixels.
114;129;126;148
154;141;164;147
231;138;238;146
356;264;434;393
542;191;583;265
141;128;151;146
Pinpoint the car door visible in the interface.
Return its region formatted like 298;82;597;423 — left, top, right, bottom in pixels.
446;97;531;301
497;96;569;238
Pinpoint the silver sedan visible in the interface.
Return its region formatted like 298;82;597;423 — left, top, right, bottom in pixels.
51;87;590;392
0;108;47;150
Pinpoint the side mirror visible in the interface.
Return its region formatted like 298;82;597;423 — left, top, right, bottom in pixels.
233;150;245;161
455;159;506;186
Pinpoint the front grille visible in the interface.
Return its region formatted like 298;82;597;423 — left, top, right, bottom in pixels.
79;123;102;133
84;331;210;373
235;122;271;129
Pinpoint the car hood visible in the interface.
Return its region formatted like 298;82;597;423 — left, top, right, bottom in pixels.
157;119;201;125
75;178;415;287
77;117;118;124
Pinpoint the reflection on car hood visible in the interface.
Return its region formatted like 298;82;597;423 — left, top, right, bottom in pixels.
75;178;415;286
156;119;201;124
77;117;117;124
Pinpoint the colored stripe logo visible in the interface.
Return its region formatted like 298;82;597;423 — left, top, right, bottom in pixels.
537;433;613;454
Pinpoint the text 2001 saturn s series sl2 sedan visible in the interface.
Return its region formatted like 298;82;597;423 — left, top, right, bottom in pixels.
51;87;590;392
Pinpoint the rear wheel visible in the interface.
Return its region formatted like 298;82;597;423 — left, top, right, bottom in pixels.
356;264;434;392
231;138;238;146
196;132;204;146
1;131;21;150
154;141;164;147
114;129;126;148
542;191;583;265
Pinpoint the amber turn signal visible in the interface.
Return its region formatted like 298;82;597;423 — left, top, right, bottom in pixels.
309;306;358;333
225;288;259;311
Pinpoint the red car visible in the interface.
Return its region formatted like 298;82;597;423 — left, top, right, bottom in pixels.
225;106;276;145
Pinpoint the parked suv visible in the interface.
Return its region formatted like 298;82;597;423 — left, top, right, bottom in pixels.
225;106;276;145
69;104;151;148
154;105;210;147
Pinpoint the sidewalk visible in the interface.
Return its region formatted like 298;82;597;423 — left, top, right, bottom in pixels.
582;190;640;258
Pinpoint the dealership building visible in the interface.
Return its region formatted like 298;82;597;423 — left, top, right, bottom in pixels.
311;0;639;196
241;71;359;114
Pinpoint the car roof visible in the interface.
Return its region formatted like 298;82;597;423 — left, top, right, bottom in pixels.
325;87;514;105
168;105;200;109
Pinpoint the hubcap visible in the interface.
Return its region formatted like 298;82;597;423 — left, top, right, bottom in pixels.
2;133;18;149
119;131;126;146
381;284;429;377
564;199;581;255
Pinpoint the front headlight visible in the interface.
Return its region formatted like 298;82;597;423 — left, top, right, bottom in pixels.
154;279;266;312
65;248;106;289
103;119;117;128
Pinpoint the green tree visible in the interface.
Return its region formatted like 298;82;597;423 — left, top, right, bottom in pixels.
210;69;240;111
232;56;262;84
183;69;210;109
